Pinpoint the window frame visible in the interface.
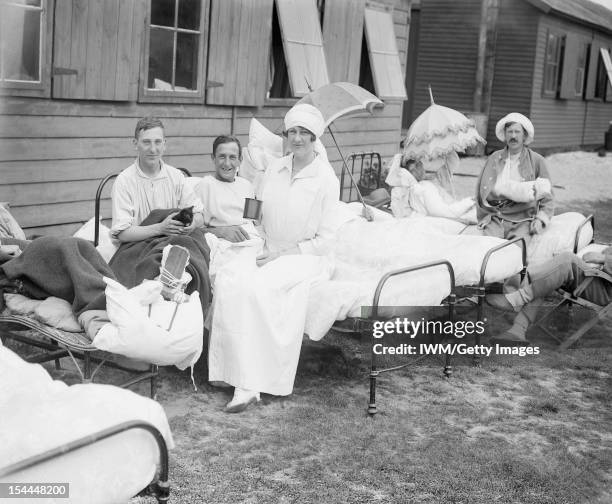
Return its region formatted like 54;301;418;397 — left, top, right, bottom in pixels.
593;48;610;101
138;0;210;104
542;30;565;98
0;0;53;98
574;41;589;98
265;0;294;102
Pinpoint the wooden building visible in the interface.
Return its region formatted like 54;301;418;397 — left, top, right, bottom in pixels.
407;0;612;152
0;0;410;236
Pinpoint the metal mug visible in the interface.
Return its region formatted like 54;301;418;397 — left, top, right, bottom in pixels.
243;197;263;220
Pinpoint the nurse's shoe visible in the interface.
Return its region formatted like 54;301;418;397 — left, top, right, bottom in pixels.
225;388;260;413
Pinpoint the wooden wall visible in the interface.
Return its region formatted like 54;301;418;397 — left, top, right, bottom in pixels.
409;0;483;123
486;0;539;150
527;11;612;150
0;0;411;237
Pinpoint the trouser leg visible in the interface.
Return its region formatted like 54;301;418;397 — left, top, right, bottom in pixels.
527;252;584;299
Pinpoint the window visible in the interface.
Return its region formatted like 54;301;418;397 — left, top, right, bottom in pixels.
272;0;329;98
594;49;609;100
267;2;292;99
594;47;612;101
140;0;209;103
574;42;588;97
0;0;52;97
543;31;564;96
559;34;587;100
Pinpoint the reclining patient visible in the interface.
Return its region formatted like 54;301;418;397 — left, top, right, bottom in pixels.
109;116;212;315
385;154;476;223
486;248;612;345
207;104;339;413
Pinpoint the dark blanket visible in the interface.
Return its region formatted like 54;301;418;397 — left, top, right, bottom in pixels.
1;236;114;315
109;209;212;315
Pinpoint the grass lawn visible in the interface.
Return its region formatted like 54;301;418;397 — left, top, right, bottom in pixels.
151;196;612;503
151;320;612;504
7;200;612;504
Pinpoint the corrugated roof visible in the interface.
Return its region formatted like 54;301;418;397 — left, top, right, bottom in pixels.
525;0;612;35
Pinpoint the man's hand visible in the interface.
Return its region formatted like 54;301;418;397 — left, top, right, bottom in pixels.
158;212;187;236
207;225;250;243
256;250;280;267
362;205;374;222
180;219;200;236
529;218;544;235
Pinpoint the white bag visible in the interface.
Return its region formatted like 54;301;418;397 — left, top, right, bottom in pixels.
94;277;203;370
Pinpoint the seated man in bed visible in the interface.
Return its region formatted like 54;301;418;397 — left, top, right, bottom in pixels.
386;154;476;223
194;135;256;243
476;113;553;246
109;117;211;314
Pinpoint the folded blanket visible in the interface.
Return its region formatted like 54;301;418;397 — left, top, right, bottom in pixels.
1;236;113;316
109;209;212;316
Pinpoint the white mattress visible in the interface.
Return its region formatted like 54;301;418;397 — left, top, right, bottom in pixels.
0;342;174;504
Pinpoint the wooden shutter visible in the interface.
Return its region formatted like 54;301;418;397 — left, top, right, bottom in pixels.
322;0;365;83
53;0;137;100
559;33;579;99
207;0;273;106
364;4;407;99
585;40;603;100
276;0;329;96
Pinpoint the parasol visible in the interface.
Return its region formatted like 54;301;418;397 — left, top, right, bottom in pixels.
298;82;384;220
296;82;384;127
403;87;485;162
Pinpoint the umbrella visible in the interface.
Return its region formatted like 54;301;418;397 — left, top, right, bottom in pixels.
298;82;385;220
403;87;485;162
296;81;384;127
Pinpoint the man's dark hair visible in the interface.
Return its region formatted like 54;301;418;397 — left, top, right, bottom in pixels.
134;116;165;139
212;135;242;157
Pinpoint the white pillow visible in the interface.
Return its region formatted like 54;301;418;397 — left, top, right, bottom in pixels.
73;217;118;263
248;117;283;157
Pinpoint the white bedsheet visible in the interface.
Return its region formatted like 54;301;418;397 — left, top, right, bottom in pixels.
206;204;524;341
0;341;174;504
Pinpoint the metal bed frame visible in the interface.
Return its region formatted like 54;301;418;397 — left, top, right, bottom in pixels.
0;167;193;398
340;152;385;203
364;238;527;415
0;420;170;503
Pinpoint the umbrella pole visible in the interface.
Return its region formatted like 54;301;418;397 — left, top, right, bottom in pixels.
327;125;373;221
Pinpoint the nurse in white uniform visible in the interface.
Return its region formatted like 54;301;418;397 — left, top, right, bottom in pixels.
208;104;340;413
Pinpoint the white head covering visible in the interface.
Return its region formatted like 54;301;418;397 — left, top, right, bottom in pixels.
284;103;325;139
495;112;534;145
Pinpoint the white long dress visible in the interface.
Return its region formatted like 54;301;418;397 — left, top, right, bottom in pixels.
208;154;339;395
